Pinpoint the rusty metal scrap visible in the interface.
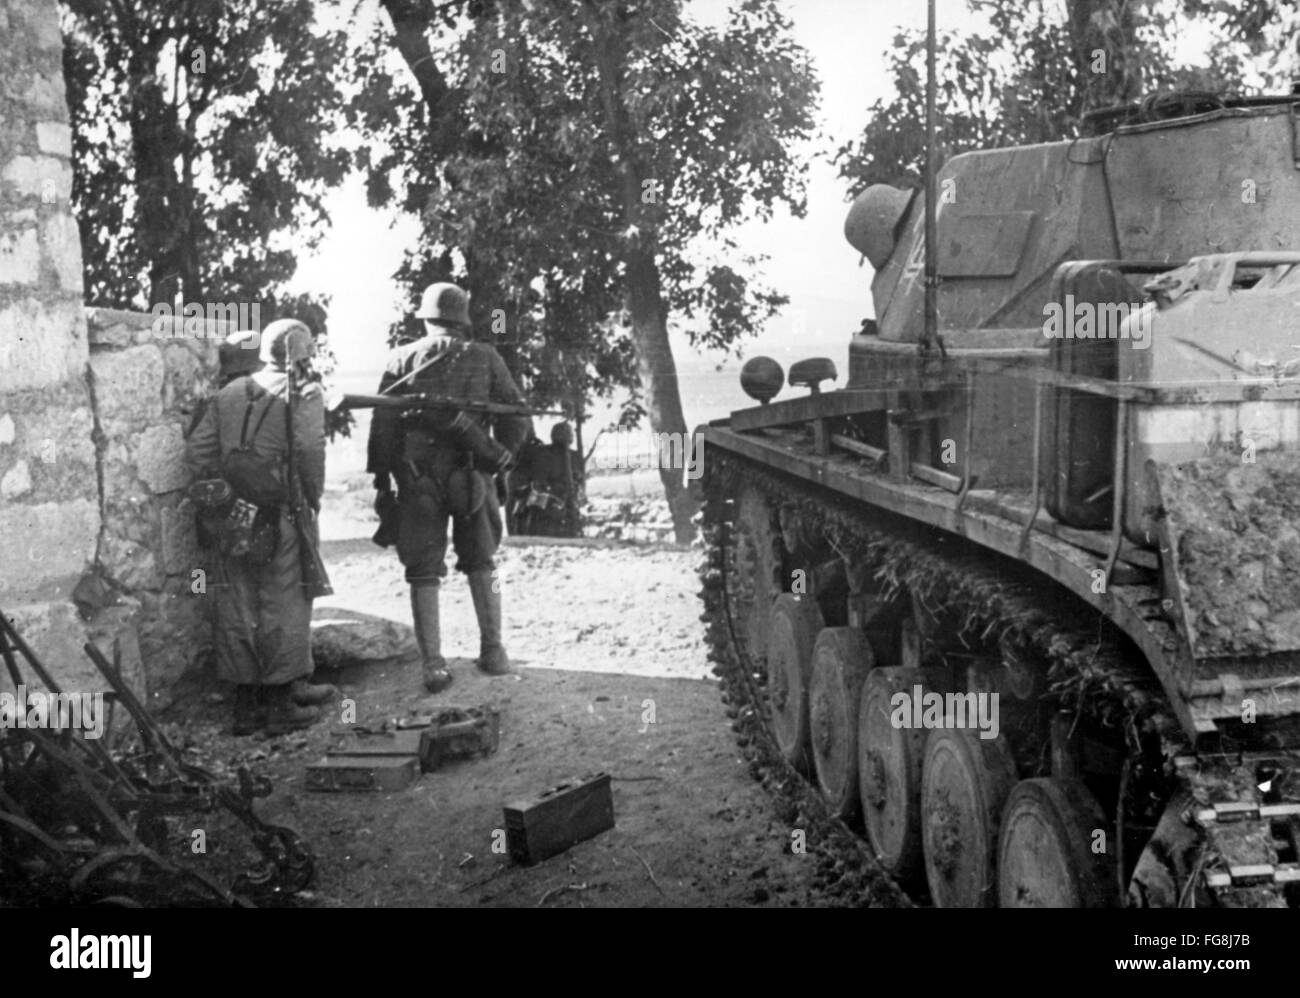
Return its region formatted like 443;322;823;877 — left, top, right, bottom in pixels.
0;610;314;907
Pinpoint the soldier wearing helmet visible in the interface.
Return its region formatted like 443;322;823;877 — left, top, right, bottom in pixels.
184;329;266;440
510;422;585;537
186;318;335;735
367;282;532;693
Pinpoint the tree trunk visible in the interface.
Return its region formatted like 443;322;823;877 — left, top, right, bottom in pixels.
581;3;699;543
625;249;696;543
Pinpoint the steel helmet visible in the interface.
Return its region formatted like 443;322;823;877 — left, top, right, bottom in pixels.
416;282;471;328
844;184;916;269
259;318;315;367
218;329;266;378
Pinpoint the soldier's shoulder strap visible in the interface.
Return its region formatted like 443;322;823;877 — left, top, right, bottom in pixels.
384;337;465;396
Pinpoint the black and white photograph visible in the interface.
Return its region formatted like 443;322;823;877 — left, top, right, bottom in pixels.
0;0;1296;969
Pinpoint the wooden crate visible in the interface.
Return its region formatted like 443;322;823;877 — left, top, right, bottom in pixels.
305;755;419;792
503;773;614;864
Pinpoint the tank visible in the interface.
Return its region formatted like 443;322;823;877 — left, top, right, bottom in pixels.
697;94;1300;908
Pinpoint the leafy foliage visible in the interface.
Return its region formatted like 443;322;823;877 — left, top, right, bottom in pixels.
353;0;820;417
61;0;351;320
835;0;1294;197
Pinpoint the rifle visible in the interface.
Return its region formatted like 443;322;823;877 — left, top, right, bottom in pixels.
285;330;333;600
334;393;562;418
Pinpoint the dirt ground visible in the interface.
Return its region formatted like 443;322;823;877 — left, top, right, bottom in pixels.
166;483;830;908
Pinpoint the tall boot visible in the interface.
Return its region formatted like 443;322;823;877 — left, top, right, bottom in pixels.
264;684;319;736
467;569;510;675
411;583;453;693
290;677;338;707
232;685;265;736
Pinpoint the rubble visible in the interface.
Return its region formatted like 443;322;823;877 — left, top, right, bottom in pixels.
0;610;314;907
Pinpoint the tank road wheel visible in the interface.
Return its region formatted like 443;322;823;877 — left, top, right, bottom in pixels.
921;727;1017;907
998;779;1118;909
733;485;781;669
858;666;926;884
766;595;825;772
809;628;874;821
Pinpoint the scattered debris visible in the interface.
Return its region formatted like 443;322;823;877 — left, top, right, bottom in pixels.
504;772;615;865
629;846;665;895
416;706;500;772
310;704;500;790
535;881;591;907
0;611;313;907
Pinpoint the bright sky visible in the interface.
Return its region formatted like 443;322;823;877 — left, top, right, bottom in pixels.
288;0;995;424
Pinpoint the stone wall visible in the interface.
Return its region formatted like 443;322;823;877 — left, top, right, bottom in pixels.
88;309;225;701
0;0;103;695
0;0;222;707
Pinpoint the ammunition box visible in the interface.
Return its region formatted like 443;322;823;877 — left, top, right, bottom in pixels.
503;772;614;864
417;706;501;772
326;729;423;758
305;755;419;792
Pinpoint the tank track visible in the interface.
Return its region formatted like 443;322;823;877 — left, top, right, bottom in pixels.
698;446;1300;907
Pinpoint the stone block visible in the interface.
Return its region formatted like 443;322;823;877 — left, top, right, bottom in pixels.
15;3;65;51
311;606;416;668
35;121;71;158
160;500;200;576
161;340;215;413
0;602;104;699
88;343;164;423
0;299;88;393
1;459;31;497
23;71;67;118
0;499;98;602
13;398;95;496
40;211;81;291
136;588;211;706
99;527;161;592
85;603;150;704
1;155;72;202
136;422;188;494
0;226;39;284
87;320;142;348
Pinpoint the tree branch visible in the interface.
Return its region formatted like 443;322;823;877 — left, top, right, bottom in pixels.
379;0;458;150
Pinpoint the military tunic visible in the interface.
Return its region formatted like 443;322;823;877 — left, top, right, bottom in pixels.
186;370;325;686
367;333;531;582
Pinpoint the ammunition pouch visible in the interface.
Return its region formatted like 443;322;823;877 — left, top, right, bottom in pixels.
405;408;511;471
445;467;486;518
191;487;278;566
372;489;400;549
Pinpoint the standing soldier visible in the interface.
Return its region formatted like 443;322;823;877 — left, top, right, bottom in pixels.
512;423;585;537
186;319;336;735
368;282;532;693
184;329;265;439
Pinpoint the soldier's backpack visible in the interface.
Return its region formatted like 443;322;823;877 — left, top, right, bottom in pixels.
221;380;287;507
187;380;283;565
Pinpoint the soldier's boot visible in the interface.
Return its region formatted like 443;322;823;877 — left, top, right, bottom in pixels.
467;569;511;675
264;684;319;736
411;583;453;693
289;677;338;707
232;685;265;736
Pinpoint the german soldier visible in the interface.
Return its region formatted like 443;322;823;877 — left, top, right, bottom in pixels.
512;422;585;537
186;319;336;734
368;283;531;692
